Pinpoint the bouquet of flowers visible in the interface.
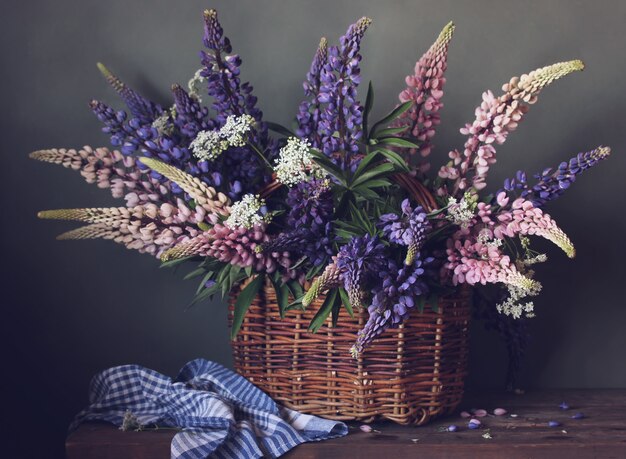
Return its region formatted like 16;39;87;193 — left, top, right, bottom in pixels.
33;9;610;361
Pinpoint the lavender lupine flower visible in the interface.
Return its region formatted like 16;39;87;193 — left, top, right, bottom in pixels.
351;258;431;356
336;234;386;310
30;146;171;206
37;201;208;257
97;63;162;124
297;37;328;148
379;199;431;265
262;179;335;265
438;60;585;196
318;17;371;167
201;9;264;131
501;146;611;207
171;84;215;139
395;22;454;171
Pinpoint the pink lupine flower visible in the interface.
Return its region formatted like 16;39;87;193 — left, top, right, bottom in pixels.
396;22;454;172
30;146;170;206
160;224;293;274
494;198;575;258
438;60;585;196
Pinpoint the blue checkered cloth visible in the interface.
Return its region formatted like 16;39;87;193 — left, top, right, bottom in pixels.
69;359;348;458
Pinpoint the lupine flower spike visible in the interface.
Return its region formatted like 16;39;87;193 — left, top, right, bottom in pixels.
396;22;455;172
439;60;585;196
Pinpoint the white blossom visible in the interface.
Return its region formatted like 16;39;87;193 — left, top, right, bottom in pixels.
446;194;475;227
274;137;322;186
190;130;228;161
190;114;256;161
220;114;256;147
496;281;542;319
225;194;269;229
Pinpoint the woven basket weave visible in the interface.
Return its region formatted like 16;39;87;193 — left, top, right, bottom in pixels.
229;172;470;425
228;283;471;425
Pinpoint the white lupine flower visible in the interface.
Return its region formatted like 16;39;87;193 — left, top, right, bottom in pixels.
190;114;256;161
190;130;228;161
225;194;269;229
446;194;475;227
220;114;256;147
274;137;321;186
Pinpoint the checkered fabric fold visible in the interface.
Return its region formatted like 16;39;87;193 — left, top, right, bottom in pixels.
69;359;348;458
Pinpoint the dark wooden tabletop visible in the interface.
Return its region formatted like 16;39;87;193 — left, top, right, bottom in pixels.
66;389;626;458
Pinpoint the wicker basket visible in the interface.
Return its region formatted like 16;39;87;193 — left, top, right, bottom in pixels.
228;284;471;425
229;172;470;425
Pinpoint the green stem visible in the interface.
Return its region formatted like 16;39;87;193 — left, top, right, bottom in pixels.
247;142;273;170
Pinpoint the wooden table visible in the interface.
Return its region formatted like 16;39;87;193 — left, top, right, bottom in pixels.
66;389;626;458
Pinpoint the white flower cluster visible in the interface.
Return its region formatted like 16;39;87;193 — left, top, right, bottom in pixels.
190;114;255;161
225;194;269;229
477;229;503;248
496;281;542;319
274;137;322;186
151;106;177;136
446;194;475;227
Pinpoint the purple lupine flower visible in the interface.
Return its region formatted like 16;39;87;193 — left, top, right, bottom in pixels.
336;234;386;310
200;10;264;134
262;179;336;265
500;146;611;207
379;199;431;265
352;258;431;355
171;84;216;139
317;17;371;167
97;63;162;124
297;37;328;148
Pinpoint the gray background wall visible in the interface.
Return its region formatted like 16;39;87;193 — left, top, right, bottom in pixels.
2;0;625;457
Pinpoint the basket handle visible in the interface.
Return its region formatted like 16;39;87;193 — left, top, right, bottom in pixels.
260;171;438;212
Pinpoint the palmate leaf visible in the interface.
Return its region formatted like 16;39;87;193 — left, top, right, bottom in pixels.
338;287;354;318
370;126;408;139
231;274;265;338
373;148;410;172
369;100;413;137
375;137;420;149
350;162;395;188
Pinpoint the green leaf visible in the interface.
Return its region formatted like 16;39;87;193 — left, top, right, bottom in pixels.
363;81;374;139
349;201;375;234
308;289;338;332
270;275;290;318
338;288;354;318
371;126;409;139
186;282;221;310
429;295;440;313
331;294;342;327
416;296;426;313
351;162;395;188
351;185;380;200
376;137;421;149
305;262;325;280
196;271;215;295
370;101;413;135
266;121;296;138
244;265;253;277
351;151;381;181
231;275;265;338
375;148;410;172
310;150;347;185
183;267;206;280
285;280;304;301
160;256;193;269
